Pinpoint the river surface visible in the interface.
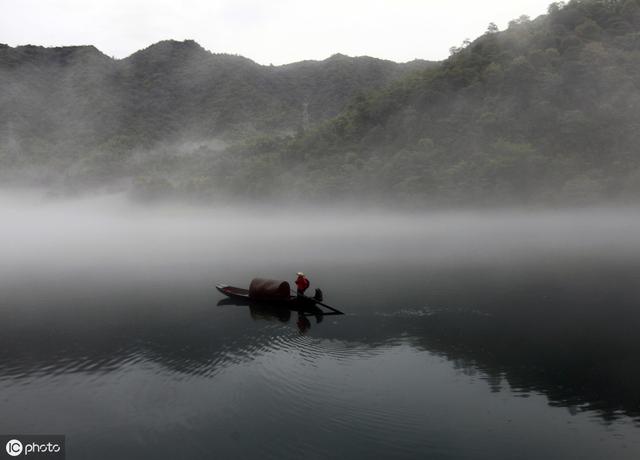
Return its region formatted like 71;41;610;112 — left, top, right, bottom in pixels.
1;195;639;459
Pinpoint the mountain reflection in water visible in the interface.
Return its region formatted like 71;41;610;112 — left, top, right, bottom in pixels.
1;275;639;422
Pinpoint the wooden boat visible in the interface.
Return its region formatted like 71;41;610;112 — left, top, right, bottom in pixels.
216;279;344;316
216;283;318;309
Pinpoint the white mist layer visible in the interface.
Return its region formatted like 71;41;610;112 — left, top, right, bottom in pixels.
0;192;639;282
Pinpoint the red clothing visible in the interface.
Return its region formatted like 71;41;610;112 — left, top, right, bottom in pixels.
295;276;310;293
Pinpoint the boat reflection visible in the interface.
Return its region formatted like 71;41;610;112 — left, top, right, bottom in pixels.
217;298;324;333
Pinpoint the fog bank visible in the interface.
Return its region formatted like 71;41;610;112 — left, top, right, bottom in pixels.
1;192;639;284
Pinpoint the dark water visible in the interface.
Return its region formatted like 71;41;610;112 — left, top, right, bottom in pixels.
1;196;639;459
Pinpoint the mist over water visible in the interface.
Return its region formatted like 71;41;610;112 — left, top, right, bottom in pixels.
2;191;640;276
1;192;640;459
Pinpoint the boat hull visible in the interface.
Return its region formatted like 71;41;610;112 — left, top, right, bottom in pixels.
216;284;318;311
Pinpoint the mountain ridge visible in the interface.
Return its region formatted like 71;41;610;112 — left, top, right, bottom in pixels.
1;39;434;68
0;40;436;143
4;1;640;206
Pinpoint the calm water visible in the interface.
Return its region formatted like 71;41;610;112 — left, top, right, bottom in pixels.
1;196;639;459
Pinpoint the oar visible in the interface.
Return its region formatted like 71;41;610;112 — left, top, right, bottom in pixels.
290;289;345;315
312;299;345;315
303;311;342;317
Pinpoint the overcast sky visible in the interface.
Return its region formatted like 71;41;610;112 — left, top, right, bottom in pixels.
2;0;552;65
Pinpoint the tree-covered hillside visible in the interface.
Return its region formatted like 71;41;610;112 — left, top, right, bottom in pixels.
0;40;433;188
214;0;640;205
3;0;640;206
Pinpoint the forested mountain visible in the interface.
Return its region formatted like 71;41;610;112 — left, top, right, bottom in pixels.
217;0;640;205
3;0;640;206
0;40;433;188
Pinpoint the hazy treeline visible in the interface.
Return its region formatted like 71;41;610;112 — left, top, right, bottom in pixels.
0;40;432;194
2;0;640;206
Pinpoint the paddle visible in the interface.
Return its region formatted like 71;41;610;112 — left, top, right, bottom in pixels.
302;311;343;317
311;299;345;315
290;288;345;315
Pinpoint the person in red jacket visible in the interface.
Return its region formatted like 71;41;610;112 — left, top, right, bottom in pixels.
295;272;310;297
